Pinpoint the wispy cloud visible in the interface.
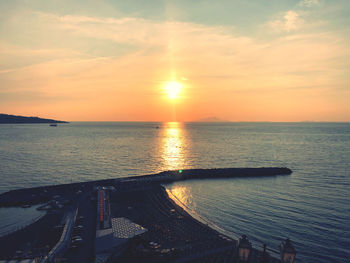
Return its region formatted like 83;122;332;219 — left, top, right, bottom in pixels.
268;11;304;32
3;12;346;90
299;0;320;8
0;41;91;73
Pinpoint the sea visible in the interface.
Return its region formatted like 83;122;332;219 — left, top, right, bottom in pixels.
0;122;349;262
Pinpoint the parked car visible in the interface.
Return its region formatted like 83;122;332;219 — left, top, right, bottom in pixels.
69;243;81;250
74;225;83;231
71;235;83;241
71;238;83;246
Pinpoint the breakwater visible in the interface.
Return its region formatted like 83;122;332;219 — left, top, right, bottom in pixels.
144;167;292;181
0;167;291;207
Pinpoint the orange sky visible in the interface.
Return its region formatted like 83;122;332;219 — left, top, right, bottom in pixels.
1;1;350;121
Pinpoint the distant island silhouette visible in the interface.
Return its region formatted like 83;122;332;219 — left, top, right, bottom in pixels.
196;116;228;122
0;114;68;124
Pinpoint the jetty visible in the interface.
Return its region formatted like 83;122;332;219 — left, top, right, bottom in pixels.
0;167;296;263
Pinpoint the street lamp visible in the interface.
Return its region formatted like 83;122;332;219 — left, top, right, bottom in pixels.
238;235;252;262
280;238;296;263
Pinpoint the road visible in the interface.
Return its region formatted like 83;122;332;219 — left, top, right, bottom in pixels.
65;192;96;263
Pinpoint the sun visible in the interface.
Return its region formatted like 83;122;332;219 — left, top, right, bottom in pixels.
165;81;182;99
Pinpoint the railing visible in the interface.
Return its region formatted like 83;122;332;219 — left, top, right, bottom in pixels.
40;207;78;263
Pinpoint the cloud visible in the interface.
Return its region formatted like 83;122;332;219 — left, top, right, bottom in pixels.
269;11;304;32
35;12;167;46
1;11;349;121
0;41;88;73
3;13;346;93
299;0;320;8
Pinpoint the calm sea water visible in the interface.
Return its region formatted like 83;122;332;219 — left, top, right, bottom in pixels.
0;205;44;237
0;122;349;262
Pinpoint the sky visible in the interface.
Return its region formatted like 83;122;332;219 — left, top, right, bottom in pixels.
0;0;350;121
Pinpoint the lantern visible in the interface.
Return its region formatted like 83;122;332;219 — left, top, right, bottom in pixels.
238;235;252;262
280;238;296;263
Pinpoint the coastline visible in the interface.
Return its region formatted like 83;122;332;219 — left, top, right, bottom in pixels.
108;184;280;263
166;186;241;239
0;114;68;124
0;168;291;262
165;186;282;259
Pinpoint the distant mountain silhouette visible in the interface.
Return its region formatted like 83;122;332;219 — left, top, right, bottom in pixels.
196;116;228;122
0;114;68;124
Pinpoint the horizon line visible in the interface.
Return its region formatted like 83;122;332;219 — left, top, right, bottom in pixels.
65;120;350;123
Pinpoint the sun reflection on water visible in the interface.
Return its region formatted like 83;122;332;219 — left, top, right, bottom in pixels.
160;122;194;211
160;122;186;170
167;186;194;209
